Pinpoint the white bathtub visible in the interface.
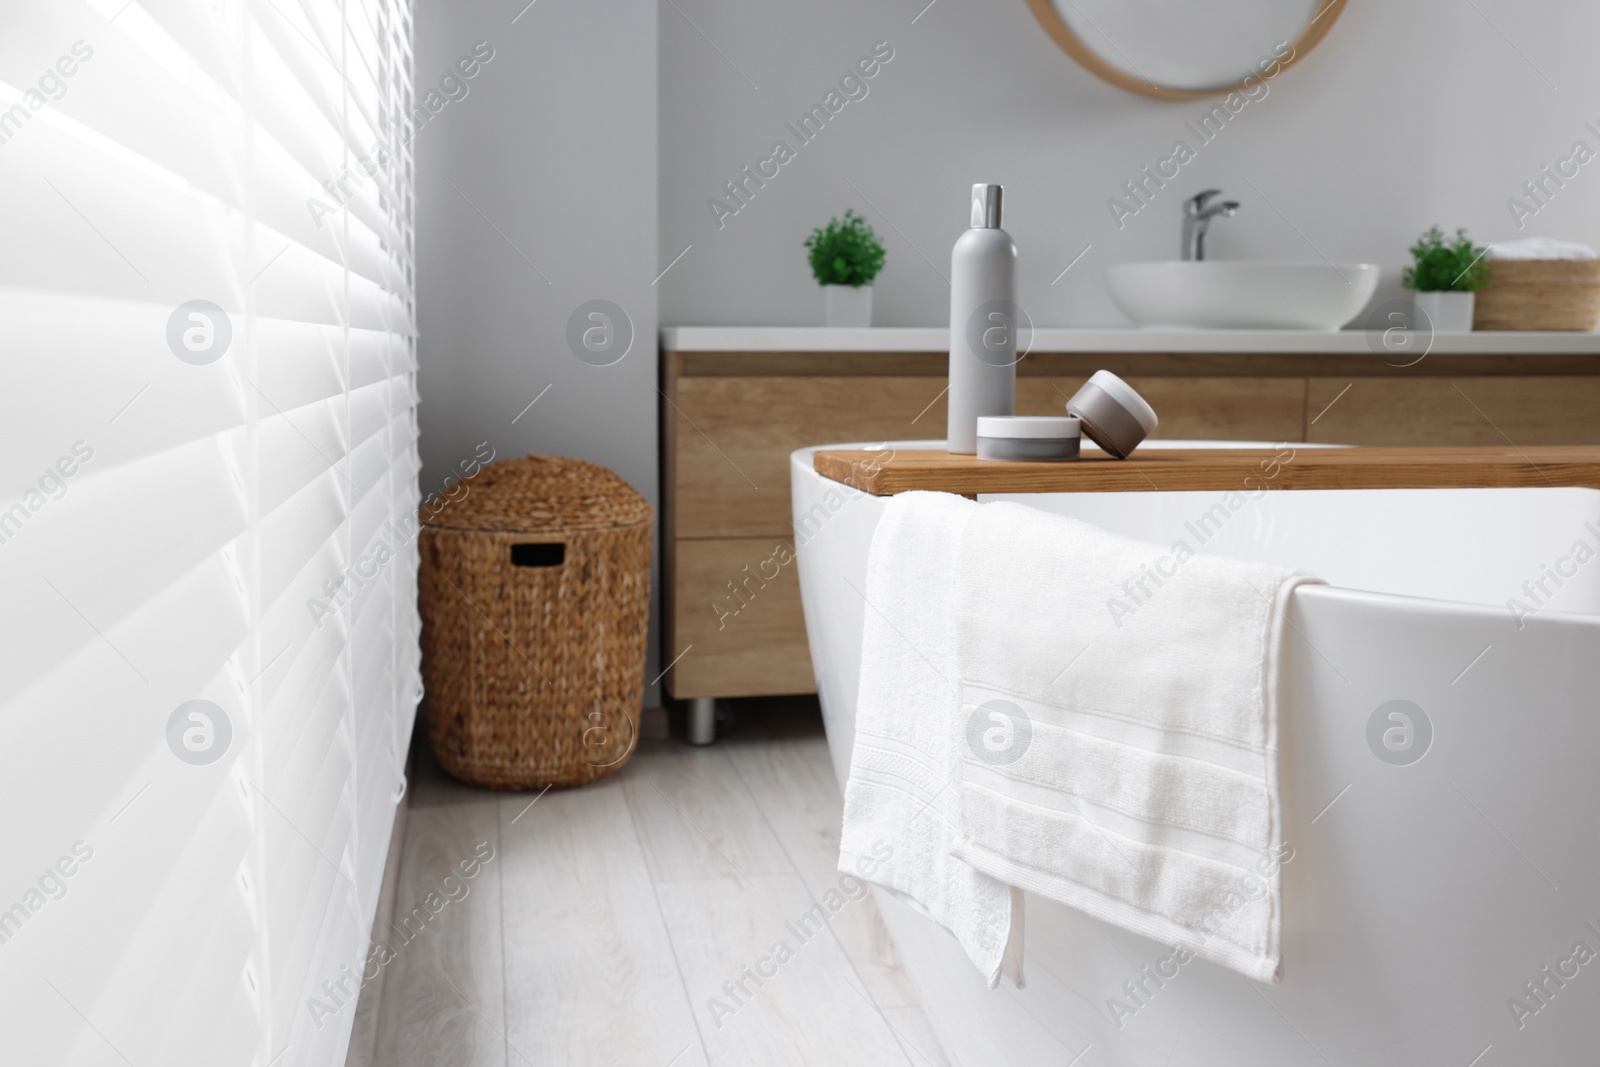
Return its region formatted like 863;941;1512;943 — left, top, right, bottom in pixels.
792;441;1600;1067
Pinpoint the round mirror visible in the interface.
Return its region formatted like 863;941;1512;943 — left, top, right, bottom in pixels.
1026;0;1346;100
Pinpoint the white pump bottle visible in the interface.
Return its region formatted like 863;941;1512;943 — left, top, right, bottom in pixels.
947;183;1018;454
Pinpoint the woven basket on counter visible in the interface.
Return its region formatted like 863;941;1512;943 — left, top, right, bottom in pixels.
1472;258;1600;331
419;454;653;789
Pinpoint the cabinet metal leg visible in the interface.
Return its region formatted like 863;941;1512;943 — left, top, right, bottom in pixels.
687;697;717;746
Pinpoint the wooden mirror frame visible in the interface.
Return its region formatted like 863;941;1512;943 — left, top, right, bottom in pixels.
1025;0;1347;101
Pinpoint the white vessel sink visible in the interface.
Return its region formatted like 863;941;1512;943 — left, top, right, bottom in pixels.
1108;260;1381;330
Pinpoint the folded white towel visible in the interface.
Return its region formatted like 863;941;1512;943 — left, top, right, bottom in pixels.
838;491;1024;989
949;501;1315;983
1488;237;1597;260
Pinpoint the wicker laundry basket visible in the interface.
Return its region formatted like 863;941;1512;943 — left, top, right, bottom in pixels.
1472;259;1600;331
418;454;653;789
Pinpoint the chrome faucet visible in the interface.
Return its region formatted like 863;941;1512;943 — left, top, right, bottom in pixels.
1182;189;1240;261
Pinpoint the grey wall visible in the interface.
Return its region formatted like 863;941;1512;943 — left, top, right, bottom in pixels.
415;0;661;699
660;0;1600;327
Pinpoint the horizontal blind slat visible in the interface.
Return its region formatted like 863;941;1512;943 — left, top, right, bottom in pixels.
0;2;417;1062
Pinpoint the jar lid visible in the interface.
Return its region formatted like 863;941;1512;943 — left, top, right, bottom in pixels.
975;415;1081;440
420;454;653;533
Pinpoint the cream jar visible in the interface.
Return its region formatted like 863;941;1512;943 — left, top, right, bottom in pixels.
1065;370;1159;459
975;415;1081;461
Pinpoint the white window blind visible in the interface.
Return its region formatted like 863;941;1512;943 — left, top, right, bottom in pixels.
0;2;419;1065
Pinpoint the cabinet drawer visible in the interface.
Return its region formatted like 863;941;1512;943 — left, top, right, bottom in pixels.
1307;377;1600;445
666;537;814;699
671;376;948;539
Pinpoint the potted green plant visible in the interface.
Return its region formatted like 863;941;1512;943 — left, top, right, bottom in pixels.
1403;226;1489;332
805;209;886;327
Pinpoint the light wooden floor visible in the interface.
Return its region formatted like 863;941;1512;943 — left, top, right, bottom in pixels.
361;698;952;1067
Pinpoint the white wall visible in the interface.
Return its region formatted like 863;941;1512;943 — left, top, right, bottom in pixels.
660;0;1600;327
415;0;661;696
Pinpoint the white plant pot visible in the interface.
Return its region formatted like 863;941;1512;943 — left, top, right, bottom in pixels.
1412;290;1475;333
823;284;872;327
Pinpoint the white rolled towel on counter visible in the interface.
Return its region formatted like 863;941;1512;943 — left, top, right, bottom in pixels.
1487;237;1597;259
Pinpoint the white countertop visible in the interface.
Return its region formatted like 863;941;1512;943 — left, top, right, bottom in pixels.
661;326;1600;354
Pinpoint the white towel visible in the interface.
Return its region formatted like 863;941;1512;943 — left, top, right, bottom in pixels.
949;501;1315;983
1487;237;1597;260
838;491;1024;989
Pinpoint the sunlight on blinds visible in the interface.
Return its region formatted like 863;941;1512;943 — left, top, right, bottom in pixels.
0;2;419;1064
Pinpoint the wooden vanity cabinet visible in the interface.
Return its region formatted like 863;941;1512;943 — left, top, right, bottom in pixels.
660;347;1600;700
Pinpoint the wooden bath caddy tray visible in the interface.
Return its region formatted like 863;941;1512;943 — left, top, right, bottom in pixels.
813;445;1600;497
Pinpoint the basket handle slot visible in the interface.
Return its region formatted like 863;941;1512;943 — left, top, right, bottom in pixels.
510;542;565;567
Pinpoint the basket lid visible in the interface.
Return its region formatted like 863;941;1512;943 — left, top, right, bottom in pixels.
420;454;653;533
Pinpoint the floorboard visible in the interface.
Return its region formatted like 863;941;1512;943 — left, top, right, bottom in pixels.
359;700;951;1067
655;873;914;1066
726;733;923;1011
370;799;506;1067
499;776;708;1067
619;741;793;883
